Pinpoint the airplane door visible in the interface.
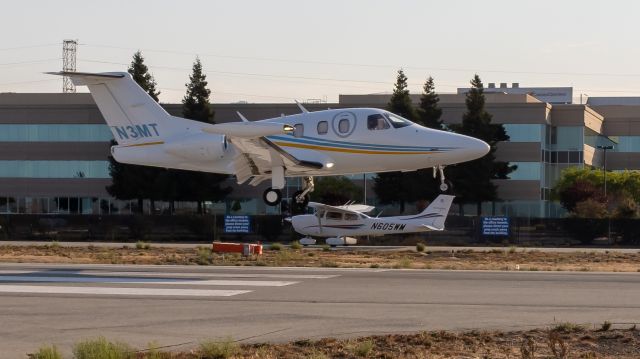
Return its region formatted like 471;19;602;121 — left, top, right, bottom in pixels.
331;111;357;138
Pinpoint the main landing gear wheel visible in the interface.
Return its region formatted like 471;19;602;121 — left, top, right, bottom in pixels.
439;182;449;192
263;188;282;206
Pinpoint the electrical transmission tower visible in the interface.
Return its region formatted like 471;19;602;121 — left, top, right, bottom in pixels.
62;39;77;93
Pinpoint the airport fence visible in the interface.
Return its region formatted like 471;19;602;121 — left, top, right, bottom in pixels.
0;214;638;246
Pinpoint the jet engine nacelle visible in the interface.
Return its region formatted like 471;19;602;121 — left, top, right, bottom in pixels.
163;134;228;161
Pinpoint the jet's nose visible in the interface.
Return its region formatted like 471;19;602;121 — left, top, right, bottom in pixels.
466;136;490;159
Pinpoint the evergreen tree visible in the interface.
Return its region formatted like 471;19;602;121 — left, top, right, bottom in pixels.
374;69;418;213
448;74;515;214
128;51;160;101
178;57;230;213
182;57;214;123
416;76;443;129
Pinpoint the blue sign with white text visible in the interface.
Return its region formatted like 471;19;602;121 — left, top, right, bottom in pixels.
224;215;251;233
481;217;510;236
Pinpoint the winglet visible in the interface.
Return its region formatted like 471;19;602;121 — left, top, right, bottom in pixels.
295;100;309;113
236;111;249;123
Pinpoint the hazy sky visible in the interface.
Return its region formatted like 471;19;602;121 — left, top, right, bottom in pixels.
2;0;640;104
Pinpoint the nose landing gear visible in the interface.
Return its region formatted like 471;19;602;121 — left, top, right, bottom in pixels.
433;165;449;192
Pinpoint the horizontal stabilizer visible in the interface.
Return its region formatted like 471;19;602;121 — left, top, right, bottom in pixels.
421;224;444;231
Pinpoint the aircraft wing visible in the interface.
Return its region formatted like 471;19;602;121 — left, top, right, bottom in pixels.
203;122;334;185
308;202;374;215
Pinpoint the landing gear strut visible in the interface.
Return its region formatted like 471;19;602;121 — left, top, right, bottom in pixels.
433;165;449;192
292;176;314;214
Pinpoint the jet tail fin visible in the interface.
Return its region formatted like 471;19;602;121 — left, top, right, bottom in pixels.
46;71;177;145
419;195;455;230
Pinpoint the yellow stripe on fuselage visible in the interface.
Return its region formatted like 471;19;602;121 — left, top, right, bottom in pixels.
274;141;434;155
122;141;165;147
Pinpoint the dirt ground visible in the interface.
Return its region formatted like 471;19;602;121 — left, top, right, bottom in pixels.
2;244;640;272
30;326;640;358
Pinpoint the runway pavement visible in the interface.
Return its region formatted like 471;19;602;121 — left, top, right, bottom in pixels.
1;263;639;357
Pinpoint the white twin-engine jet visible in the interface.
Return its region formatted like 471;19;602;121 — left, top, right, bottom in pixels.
49;72;489;206
290;194;455;246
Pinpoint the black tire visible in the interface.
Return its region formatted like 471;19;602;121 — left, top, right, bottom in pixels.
263;188;282;206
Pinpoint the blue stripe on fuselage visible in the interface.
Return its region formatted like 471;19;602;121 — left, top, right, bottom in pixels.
267;135;458;152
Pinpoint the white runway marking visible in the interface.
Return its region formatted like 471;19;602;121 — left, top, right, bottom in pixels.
0;285;250;297
0;275;297;287
0;270;338;279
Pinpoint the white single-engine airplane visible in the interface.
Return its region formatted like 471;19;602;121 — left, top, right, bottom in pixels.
289;195;455;246
48;72;489;206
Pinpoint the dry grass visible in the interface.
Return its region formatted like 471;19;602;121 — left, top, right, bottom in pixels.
29;328;640;358
2;244;640;272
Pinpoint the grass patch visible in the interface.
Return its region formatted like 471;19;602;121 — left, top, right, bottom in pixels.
393;257;412;269
30;345;63;359
135;241;151;250
49;240;60;249
416;242;426;252
370;263;380;268
599;321;612;332
321;244;331;251
198;336;239;359
552;322;584;333
196;246;212;265
353;339;374;357
290;241;302;250
508;245;517;254
73;336;134;359
320;261;339;268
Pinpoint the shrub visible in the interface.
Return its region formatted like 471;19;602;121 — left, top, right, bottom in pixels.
416;242;426;252
136;241;151;250
393;257;412;269
321;244;330;252
270;243;283;251
290;241;302;250
196;246;213;265
73;337;134;359
31;345;63;359
353;339;374;357
198;337;239;359
552;322;584;333
599;321;612;331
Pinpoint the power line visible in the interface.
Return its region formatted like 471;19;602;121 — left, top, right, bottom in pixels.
0;58;60;67
81;43;640;78
0;43;59;52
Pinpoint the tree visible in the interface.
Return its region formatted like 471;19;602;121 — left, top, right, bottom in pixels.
107;51;163;213
416;76;443;130
374;69;418;213
312;176;363;206
182;57;214;123
448;74;515;214
178;57;230;213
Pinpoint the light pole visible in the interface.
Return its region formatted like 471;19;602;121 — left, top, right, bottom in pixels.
597;145;613;197
597;145;614;241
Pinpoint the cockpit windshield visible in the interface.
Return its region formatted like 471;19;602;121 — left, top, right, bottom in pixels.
384;113;413;129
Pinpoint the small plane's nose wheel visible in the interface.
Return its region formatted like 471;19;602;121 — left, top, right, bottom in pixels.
263;188;282;206
434;165;449;192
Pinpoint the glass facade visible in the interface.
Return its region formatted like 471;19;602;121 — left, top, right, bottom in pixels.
508;162;541;180
612;136;640;152
503;124;543;142
0;124;113;142
0;161;111;178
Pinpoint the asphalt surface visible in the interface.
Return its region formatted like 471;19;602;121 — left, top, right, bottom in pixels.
1;264;639;357
3;240;640;253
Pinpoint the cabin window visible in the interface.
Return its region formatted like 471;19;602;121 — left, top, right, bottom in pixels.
344;213;359;221
326;212;343;220
367;114;390;130
317;121;328;135
338;119;350;134
294;124;304;138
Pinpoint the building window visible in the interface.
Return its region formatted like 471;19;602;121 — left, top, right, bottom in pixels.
0;124;113;142
507;162;541;180
317;121;328;135
503;124;543;142
0;161;111;178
